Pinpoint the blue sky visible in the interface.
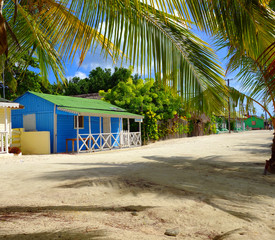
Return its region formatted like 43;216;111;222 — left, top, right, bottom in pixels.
49;29;271;116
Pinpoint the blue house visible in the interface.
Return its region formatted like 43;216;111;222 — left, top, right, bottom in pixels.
12;91;143;153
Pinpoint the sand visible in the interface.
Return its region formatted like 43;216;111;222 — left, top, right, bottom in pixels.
0;130;274;239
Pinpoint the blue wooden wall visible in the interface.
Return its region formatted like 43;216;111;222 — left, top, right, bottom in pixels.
57;116;121;152
12;92;122;154
12;92;55;153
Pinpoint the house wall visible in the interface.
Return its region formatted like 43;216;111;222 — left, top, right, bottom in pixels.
21;131;51;154
11;93;54;152
57;115;121;153
11;92;122;154
0;108;11;133
245;116;264;129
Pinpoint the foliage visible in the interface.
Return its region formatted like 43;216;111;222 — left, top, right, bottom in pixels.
100;77;190;142
0;0;229;112
63;67;133;96
2;56;51;100
1;1;274;127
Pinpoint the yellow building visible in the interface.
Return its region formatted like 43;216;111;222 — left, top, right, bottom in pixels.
0;98;22;154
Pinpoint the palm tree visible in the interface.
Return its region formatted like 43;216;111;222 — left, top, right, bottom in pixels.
0;0;227;109
0;0;274;168
210;0;275;173
1;1;274;98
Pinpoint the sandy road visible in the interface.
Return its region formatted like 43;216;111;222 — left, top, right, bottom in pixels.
0;130;274;239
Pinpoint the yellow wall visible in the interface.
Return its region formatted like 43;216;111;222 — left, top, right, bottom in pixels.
0;108;11;133
21;131;51;155
11;128;24;148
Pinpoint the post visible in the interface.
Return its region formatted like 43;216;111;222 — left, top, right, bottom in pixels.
99;117;102;149
127;118;130;147
89;116;91;151
119;117;122;148
77;115;79;153
109;117;112;149
227;79;231;133
53;105;57;153
2;60;5;99
139;121;141;146
4;108;8;153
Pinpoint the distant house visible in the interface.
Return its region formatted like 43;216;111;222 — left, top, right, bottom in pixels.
12;91;143;153
0;98;23;154
244;116;264;130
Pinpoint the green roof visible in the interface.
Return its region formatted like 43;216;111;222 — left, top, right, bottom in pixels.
28;91;143;119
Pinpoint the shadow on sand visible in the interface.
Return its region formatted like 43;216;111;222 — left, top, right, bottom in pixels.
29;150;275;223
0;229;107;240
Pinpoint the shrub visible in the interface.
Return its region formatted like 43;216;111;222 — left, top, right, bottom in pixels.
9;147;22;155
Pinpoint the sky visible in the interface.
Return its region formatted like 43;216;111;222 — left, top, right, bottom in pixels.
48;28;271;117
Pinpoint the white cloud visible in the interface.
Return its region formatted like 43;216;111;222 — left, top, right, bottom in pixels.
67;71;87;80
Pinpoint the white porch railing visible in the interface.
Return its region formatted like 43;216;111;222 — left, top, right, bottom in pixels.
77;131;141;153
0;131;9;154
121;131;142;147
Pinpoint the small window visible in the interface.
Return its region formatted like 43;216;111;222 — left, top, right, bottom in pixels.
74;116;84;129
23;114;36;131
252;121;256;125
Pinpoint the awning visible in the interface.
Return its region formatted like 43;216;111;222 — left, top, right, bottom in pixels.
57;106;143;119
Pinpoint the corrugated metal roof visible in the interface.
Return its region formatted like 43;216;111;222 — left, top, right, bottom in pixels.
29;91;143;119
0;98;12;103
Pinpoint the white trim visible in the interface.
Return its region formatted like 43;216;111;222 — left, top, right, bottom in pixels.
53;105;57;153
127;118;130;147
119;118;122;148
99;117;102;149
4;108;8;153
77;131;141;153
57;107;144;119
88;116;91;151
0;102;20;108
77;115;79;153
74;115;84;129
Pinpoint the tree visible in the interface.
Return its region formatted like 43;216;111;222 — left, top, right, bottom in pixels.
1;0;274;170
63;67;137;95
2;56;51;99
1;1;274;110
1;0;229;112
100;77;192;141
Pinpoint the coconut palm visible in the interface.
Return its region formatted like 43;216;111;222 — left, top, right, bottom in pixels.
1;0;227;111
209;0;275;173
1;1;274;104
0;1;274;165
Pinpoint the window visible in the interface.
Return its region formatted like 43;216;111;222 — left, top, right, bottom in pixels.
252;121;256;125
23;114;36;131
74;116;84;129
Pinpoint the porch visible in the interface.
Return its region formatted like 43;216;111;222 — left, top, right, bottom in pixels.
65;115;142;153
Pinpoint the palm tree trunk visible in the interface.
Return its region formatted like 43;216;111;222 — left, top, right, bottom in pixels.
264;118;275;174
271;118;275;160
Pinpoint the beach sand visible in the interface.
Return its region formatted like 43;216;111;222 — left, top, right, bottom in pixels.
0;130;274;239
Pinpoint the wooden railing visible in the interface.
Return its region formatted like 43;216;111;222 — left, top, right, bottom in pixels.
0;131;8;154
121;131;141;147
77;131;141;153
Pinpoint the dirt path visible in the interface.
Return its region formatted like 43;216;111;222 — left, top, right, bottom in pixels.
0;130;274;239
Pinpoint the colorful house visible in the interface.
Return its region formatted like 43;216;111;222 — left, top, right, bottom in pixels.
0;98;22;154
12;91;143;153
244;116;264;130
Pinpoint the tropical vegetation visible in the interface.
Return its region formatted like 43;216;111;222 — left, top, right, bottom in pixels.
99;75;217;142
0;0;274;171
